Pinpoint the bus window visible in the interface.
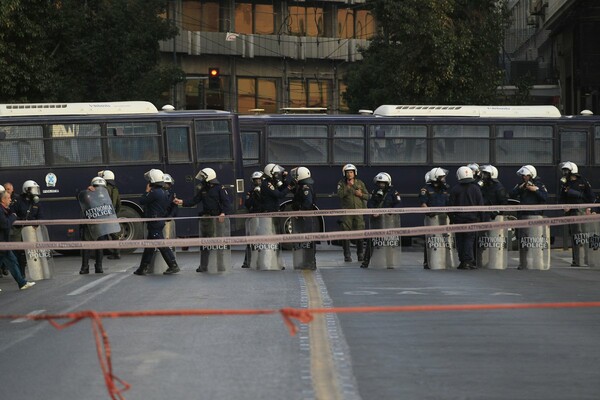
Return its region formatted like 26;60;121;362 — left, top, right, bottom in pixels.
560;130;587;166
165;126;191;163
368;125;426;164
241;130;260;166
0;125;44;167
333;125;364;164
593;127;600;165
51;123;102;165
496;125;553;165
107;122;159;163
267;124;327;164
432;125;489;164
195;120;232;160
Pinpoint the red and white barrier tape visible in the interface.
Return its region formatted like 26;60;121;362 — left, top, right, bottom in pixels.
3;213;600;251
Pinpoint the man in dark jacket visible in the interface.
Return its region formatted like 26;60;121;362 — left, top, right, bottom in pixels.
449;166;484;270
0;192;35;290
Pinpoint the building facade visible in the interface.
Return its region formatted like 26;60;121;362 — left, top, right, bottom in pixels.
504;0;600;114
160;0;374;113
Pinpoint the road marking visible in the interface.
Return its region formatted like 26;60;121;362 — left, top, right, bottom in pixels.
304;270;343;400
68;274;121;296
343;290;378;295
491;292;522;296
11;309;46;324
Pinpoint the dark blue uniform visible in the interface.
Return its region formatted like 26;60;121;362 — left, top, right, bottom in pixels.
419;183;450;208
290;178;317;269
182;183;232;272
260;178;289;212
509;177;548;216
242;182;263;268
362;186;402;268
559;174;594;266
10;193;43;275
449;182;484;268
134;185;178;274
480;179;508;221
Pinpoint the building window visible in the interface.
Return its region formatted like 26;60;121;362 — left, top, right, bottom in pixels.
235;2;274;35
337;8;354;39
355;9;375;39
289;79;330;109
338;82;349;112
182;1;219;32
288;5;323;37
238;77;277;114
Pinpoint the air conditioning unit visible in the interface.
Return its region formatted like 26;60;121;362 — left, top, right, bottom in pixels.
529;0;547;16
527;15;538;27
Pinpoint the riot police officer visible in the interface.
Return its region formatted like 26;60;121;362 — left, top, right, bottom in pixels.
449;167;483;270
361;172;401;268
337;164;368;263
259;163;290;212
418;167;450;269
479;165;508;221
163;174;177;218
241;171;264;268
509;165;548;218
290;166;317;270
11;180;43;277
133;169;179;276
559;161;594;266
98;170;122;260
79;177;110;274
174;167;232;272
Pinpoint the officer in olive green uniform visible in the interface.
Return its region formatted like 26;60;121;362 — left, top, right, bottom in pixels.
336;164;368;262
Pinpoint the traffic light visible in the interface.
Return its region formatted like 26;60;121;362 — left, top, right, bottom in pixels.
208;67;220;89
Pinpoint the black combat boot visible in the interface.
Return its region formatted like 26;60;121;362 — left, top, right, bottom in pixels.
95;263;103;274
164;260;180;275
356;240;365;262
79;265;90;274
342;241;352;262
133;263;149;276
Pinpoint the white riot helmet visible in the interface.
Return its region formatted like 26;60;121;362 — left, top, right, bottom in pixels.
342;163;357;176
517;165;537;179
251;171;264;180
480;165;498;180
467;163;480;175
196;167;218;183
560;161;578;175
292;166;311;181
430;167;448;182
374;172;392;185
91;177;107;187
144;169;164;184
22;180;41;195
0;184;5;195
457;166;474;182
425;171;432;184
263;163;277;178
163;174;174;184
97;170;115;181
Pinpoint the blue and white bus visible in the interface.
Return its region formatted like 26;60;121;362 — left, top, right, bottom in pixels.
239;105;600;242
0;101;245;251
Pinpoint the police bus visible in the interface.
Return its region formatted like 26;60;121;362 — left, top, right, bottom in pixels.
0;101;245;251
239;105;599;241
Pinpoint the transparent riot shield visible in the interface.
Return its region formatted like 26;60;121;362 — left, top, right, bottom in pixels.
291;217;318;270
476;215;508;270
569;209;587;267
199;218;231;274
584;221;600;269
518;215;550;270
368;214;401;269
424;214;458;270
22;225;54;280
78;187;120;239
149;220;177;275
246;217;284;271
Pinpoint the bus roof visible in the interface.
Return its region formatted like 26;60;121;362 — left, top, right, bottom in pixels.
0;101;158;116
373;105;562;118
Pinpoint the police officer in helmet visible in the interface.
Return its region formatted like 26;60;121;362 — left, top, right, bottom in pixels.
241;171;264;268
98;170;122;260
10;180;43;277
174;167;232;272
290;166;317;270
133;169;180;275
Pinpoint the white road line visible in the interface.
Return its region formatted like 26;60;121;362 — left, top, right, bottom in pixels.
68;274;120;296
11;309;46;324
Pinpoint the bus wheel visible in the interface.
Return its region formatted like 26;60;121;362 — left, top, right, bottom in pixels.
114;206;144;254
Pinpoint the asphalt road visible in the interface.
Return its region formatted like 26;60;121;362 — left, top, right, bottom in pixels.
1;246;600;400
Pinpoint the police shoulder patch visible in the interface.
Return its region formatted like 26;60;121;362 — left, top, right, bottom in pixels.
420;188;427;196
